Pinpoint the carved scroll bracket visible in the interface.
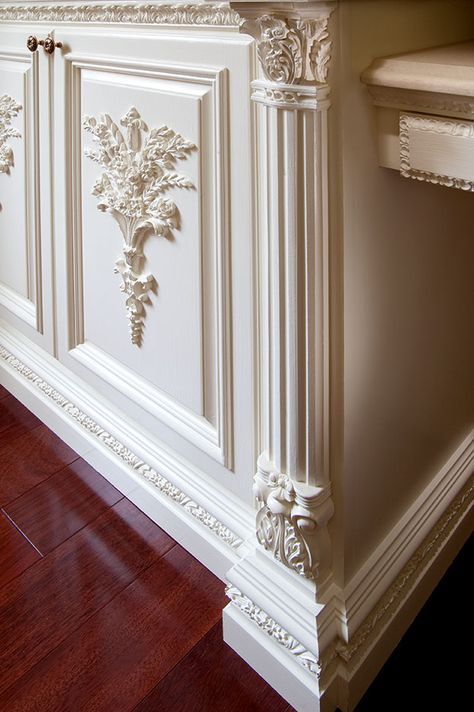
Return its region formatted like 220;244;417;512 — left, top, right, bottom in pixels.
254;455;334;580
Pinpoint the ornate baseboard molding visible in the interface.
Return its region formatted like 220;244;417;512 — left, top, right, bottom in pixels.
337;475;473;666
0;2;240;26
226;584;321;677
0;341;243;550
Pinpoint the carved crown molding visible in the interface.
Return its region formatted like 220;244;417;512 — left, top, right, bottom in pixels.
0;342;243;550
0;2;240;26
254;455;334;580
226;585;321;677
83;107;196;345
239;12;332;86
0;95;22;176
400;113;474;192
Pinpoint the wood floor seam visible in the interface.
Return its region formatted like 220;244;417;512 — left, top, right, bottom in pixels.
0;508;43;558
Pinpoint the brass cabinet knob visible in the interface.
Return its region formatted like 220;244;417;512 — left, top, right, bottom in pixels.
40;37;63;54
26;35;38;52
26;34;62;54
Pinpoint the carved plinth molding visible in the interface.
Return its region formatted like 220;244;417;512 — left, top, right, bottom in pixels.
226;584;321;676
83;107;196;345
0;95;22;176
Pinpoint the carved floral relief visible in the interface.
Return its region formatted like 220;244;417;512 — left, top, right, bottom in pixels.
0;95;22;175
240;15;331;85
83;107;196;345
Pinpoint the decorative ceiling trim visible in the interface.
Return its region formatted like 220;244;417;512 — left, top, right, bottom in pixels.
0;3;240;26
0;342;243;550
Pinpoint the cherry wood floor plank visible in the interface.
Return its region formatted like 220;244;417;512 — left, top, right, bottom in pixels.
0;545;226;712
0;425;79;506
134;621;291;712
0;385;10;400
0;395;41;448
0;498;176;696
0;512;41;588
4;458;123;554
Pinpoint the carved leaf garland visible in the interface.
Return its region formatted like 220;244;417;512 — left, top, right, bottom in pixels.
83;107;196;345
0;95;22;175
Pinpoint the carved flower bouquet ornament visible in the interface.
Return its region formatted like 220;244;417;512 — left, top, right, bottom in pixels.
83;107;196;345
0;95;22;175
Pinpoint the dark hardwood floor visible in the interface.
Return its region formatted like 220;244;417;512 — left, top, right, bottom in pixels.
0;385;469;711
0;387;290;712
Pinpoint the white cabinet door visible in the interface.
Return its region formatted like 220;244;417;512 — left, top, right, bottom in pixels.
53;25;257;504
0;26;55;351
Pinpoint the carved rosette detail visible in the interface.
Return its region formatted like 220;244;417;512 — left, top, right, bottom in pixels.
83;107;196;345
253;457;334;580
240;15;331;85
0;95;22;175
226;585;321;676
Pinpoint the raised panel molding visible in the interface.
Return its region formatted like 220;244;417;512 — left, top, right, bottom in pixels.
0;283;36;328
66;57;233;467
83;106;197;346
0;50;43;335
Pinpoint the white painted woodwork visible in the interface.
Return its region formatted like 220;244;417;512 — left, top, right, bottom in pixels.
0;2;473;712
0;26;55;350
362;41;474;189
51;24;258;502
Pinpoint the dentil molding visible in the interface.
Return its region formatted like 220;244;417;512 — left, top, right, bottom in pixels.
83;107;196;345
0;95;22;176
0;2;240;25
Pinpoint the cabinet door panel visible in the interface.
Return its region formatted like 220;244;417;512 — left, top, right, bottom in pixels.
0;28;53;349
54;27;256;503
